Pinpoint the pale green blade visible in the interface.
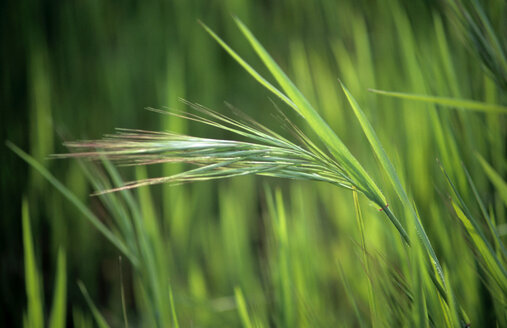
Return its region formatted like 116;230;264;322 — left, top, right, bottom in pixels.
169;286;180;328
369;89;507;114
341;82;443;282
352;190;377;328
234;286;254;328
49;248;67;328
476;153;507;207
22;197;44;328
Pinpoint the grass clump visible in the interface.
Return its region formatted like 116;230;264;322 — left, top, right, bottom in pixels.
6;0;507;327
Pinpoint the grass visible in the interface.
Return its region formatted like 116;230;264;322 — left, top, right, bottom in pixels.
4;0;507;327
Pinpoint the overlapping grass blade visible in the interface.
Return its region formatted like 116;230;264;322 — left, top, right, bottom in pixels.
440;162;507;293
341;83;441;278
462;163;507;258
446;0;507;90
199;18;420;246
230;18;387;206
8;142;139;266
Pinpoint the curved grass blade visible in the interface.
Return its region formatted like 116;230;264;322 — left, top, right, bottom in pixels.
198;21;295;111
7;142;139;266
201;19;385;202
77;281;111;328
341;83;444;279
230;18;386;206
369;89;507;114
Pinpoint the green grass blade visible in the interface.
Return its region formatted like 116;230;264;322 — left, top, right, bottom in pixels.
443;267;461;328
118;257;129;328
7;142;139;266
198;21;295;110
462;163;507;258
352;190;377;328
77;281;111;328
22;197;44;328
201;18;388;211
341;83;443;282
49;248;67;328
234;286;254;328
169;286;180;328
451;200;507;291
476;153;507;207
369;89;507;114
337;263;367;328
232;18;385;204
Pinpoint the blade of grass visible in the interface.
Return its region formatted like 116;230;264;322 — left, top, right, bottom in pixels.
77;281;111;328
22;197;44;328
352;189;377;328
476;153;507;207
169;286;180;328
234;286;254;328
337;262;367;328
7;142;139;266
118;257;129;328
231;17;387;206
440;162;507;291
201;19;393;218
462;163;507;258
451;200;507;291
341;83;443;282
49;248;67;328
369;89;507;114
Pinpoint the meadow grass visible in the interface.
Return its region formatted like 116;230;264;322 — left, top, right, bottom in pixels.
6;0;507;327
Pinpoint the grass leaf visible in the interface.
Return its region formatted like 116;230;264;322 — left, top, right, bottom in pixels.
7;142;139;266
234;286;254;328
341;83;443;281
231;18;386;206
22;197;44;328
48;248;67;328
369;89;507;114
77;281;111;328
476;153;507;207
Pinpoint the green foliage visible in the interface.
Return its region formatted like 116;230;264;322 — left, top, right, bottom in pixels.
77;281;111;328
22;198;44;328
22;198;67;328
5;0;507;327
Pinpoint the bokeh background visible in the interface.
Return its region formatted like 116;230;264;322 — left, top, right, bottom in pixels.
2;0;506;327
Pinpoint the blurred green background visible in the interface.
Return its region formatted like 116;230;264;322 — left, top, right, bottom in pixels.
2;0;506;327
